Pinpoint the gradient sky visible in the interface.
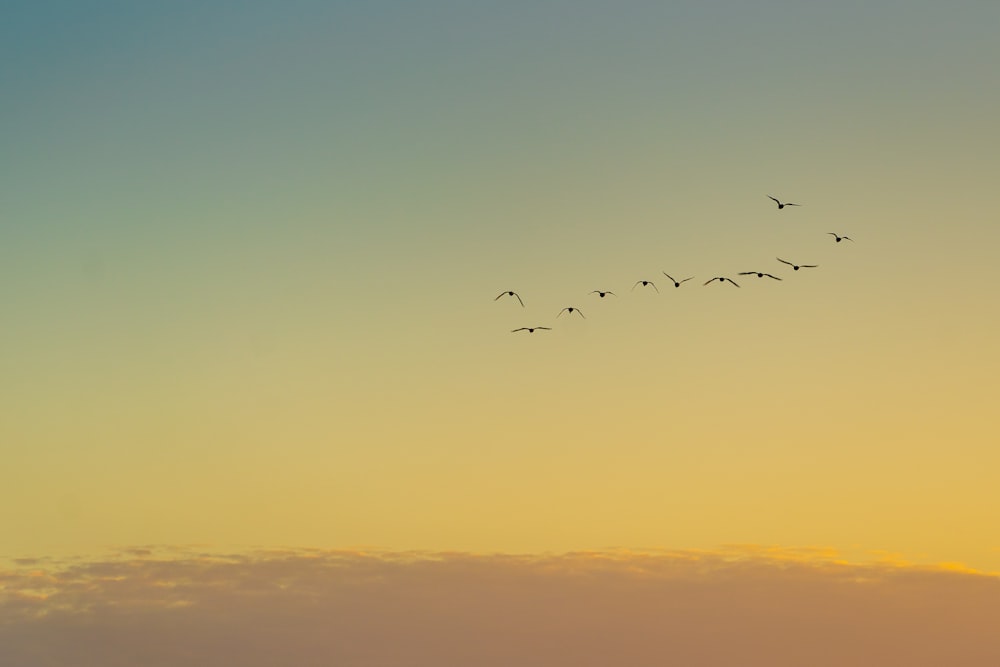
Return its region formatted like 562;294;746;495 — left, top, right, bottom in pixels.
2;0;1000;583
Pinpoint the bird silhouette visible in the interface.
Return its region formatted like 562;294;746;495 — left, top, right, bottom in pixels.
632;280;660;293
768;195;801;210
590;290;617;298
827;233;853;243
738;271;782;280
703;277;740;287
511;327;551;333
494;290;525;307
662;272;694;287
776;258;817;271
558;307;585;319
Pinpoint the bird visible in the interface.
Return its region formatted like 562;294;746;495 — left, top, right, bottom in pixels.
590;290;616;298
768;195;801;210
828;233;853;243
738;271;782;280
776;257;818;271
662;272;694;288
558;307;585;319
703;276;740;287
494;290;524;307
632;280;659;293
512;327;551;333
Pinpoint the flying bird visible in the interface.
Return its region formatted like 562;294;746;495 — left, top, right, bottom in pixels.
590;290;616;298
767;195;801;210
776;258;818;271
511;327;551;333
662;272;694;287
558;307;585;319
495;290;524;307
738;271;782;280
632;280;660;293
828;233;853;243
703;277;740;287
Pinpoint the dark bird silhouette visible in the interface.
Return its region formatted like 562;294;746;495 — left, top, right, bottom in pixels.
703;277;740;287
828;233;853;243
662;272;694;288
632;280;660;293
512;327;551;333
494;291;524;307
590;290;617;298
739;271;782;280
776;257;818;271
768;195;801;210
558;307;585;319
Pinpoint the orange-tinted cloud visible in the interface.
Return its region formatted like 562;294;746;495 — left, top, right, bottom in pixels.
1;546;998;666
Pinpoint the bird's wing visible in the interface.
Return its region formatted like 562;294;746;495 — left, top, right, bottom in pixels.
632;281;642;290
495;292;505;300
765;274;782;280
844;237;854;242
511;328;526;332
514;293;524;306
827;232;838;237
738;271;754;275
607;291;617;296
726;278;741;287
768;195;780;204
786;202;801;206
801;264;818;268
662;272;675;282
703;278;716;285
776;257;793;266
651;282;659;293
680;277;693;284
557;309;567;317
576;310;586;319
538;327;552;330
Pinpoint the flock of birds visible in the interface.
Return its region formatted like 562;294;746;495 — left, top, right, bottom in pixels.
497;195;853;333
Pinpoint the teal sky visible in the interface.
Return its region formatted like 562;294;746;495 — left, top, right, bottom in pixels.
2;1;1000;568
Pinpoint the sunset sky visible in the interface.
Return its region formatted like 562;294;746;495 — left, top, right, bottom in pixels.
2;1;999;663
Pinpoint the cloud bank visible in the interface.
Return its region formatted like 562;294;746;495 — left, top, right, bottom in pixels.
2;546;998;666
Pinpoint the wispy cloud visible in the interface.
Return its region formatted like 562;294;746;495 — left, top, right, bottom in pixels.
1;546;998;666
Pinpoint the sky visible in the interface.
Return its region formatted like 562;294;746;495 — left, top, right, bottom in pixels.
2;1;999;662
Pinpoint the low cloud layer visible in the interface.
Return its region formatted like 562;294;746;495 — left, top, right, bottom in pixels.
2;546;998;666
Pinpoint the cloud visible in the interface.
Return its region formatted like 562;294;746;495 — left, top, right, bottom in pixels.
1;546;998;666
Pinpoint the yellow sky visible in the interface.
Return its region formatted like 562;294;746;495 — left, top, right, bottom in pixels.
1;2;999;573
